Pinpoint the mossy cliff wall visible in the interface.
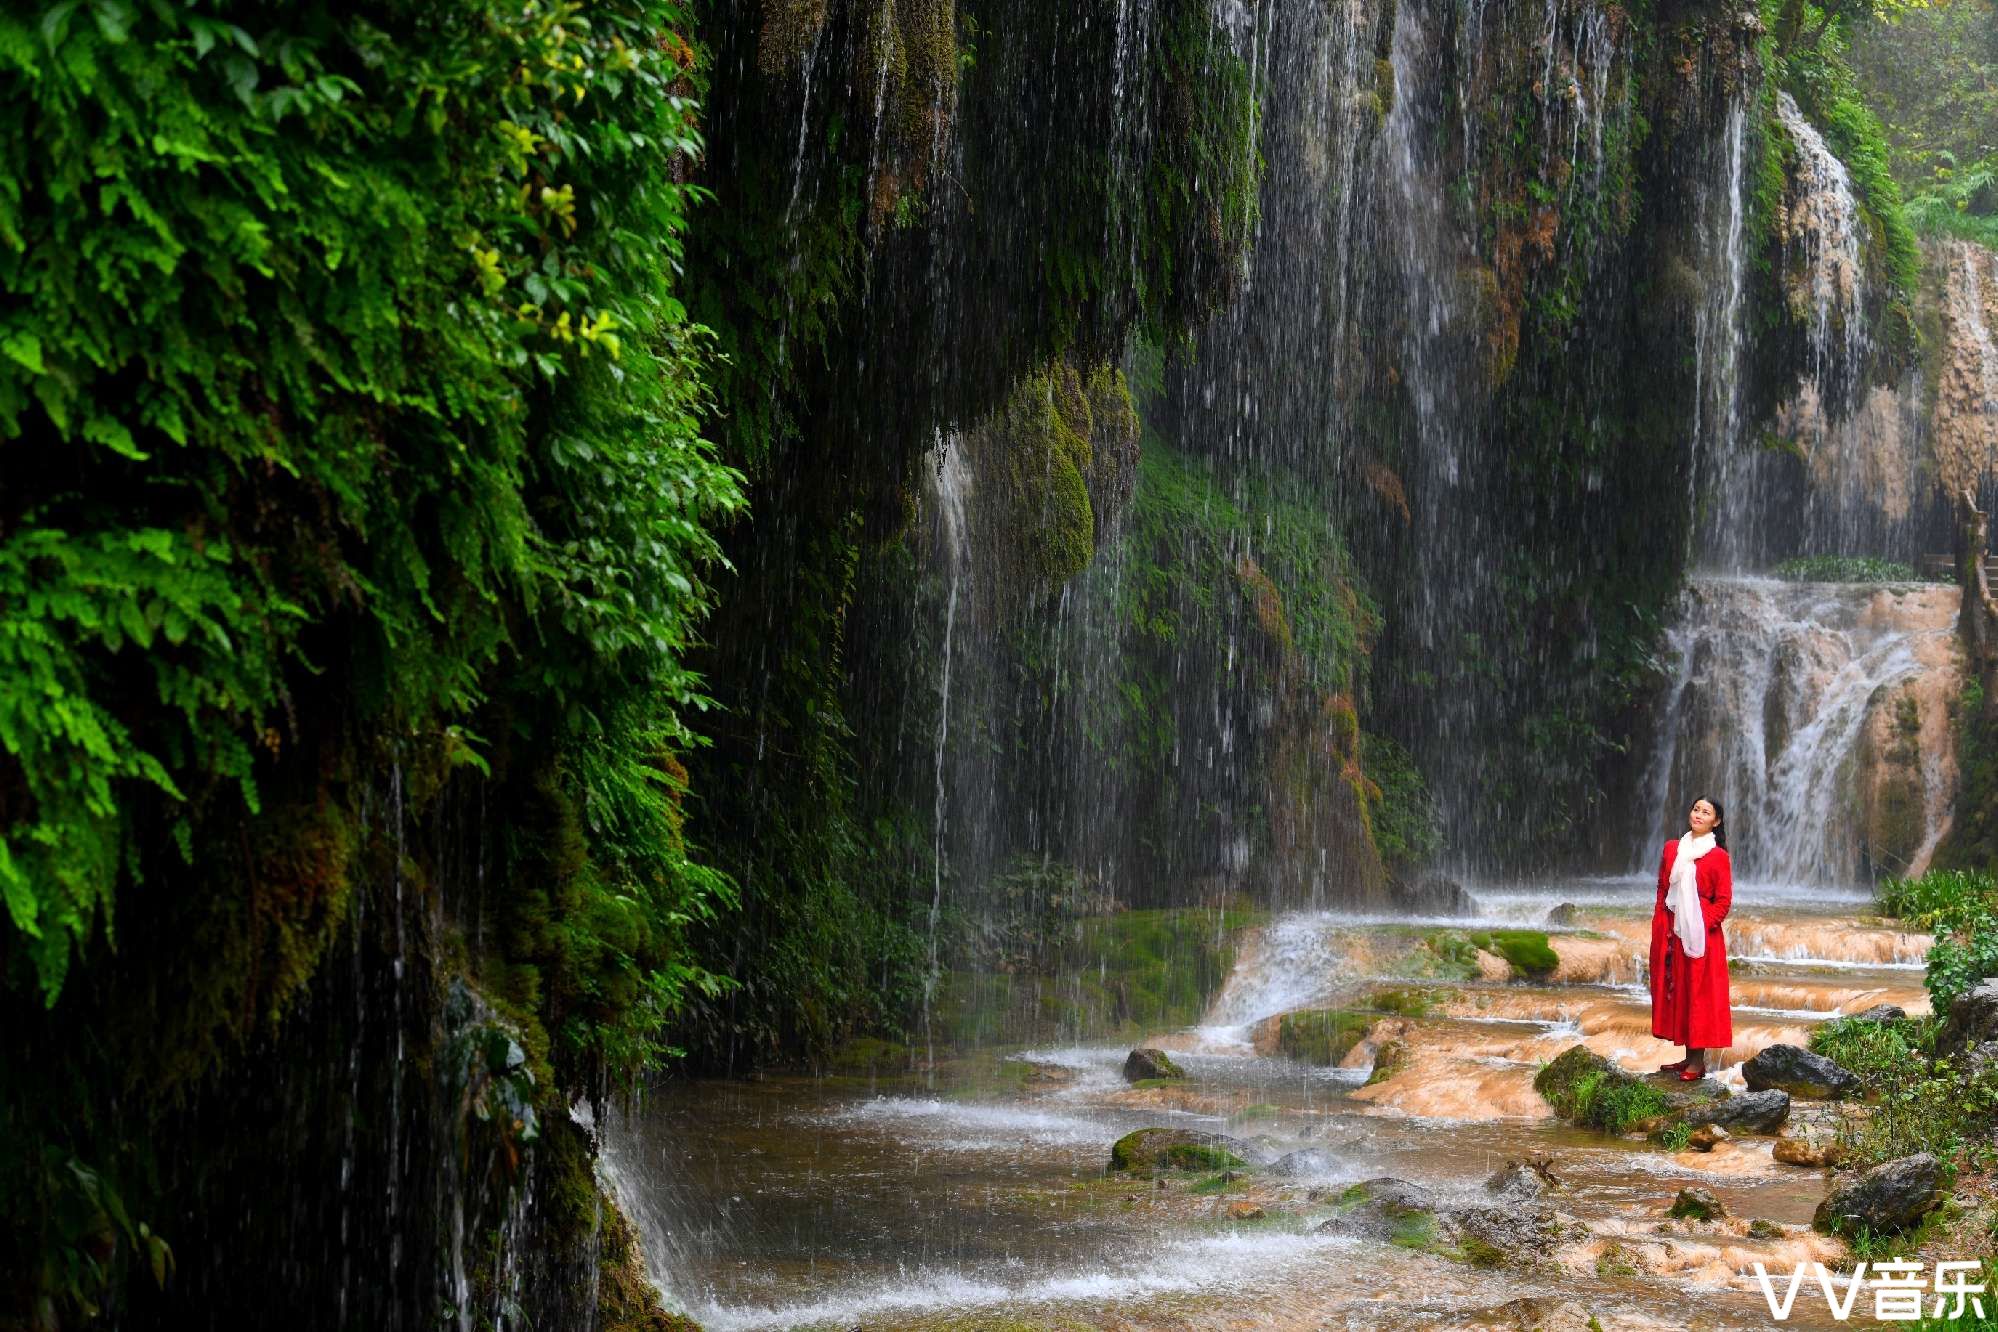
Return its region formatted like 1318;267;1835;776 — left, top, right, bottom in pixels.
674;0;1264;1065
683;0;1922;1073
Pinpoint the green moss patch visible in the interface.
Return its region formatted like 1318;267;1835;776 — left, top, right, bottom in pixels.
1108;1127;1248;1174
1535;1045;1669;1134
1465;929;1560;978
1365;1039;1412;1086
1276;1009;1380;1066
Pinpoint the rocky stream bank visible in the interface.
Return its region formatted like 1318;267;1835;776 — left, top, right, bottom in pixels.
611;880;1997;1330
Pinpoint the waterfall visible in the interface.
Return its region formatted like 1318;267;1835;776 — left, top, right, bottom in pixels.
1641;577;1960;885
1691;94;1754;571
1775;92;1870;404
922;438;972;1073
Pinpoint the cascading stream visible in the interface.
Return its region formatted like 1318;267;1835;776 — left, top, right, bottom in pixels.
1641;577;1960;886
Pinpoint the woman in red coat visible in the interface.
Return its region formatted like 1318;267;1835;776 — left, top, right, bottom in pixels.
1650;796;1732;1079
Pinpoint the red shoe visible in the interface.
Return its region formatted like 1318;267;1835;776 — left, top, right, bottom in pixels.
1679;1065;1706;1081
1657;1059;1688;1073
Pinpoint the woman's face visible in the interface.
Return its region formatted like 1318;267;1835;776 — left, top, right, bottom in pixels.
1688;799;1718;836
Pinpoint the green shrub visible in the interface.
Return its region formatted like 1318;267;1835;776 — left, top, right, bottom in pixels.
1878;869;1998;925
1654;1120;1694;1152
1809;1014;1938;1090
1772;555;1927;583
1836;1057;1998;1172
1878;869;1998;1013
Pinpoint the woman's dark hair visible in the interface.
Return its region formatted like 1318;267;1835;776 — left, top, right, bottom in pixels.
1693;795;1727;851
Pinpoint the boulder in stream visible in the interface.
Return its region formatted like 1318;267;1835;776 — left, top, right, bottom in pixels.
1667;1187;1728;1222
1534;1045;1712;1131
1684;1088;1790;1134
1813;1152;1944;1236
1544;902;1579;926
1316;1176;1573;1268
1399;873;1474;916
1473;1297;1602;1332
1484;1154;1562;1200
1742;1044;1862;1100
1688;1123;1729;1151
1313;1177;1440;1241
1107;1127;1247;1173
1122;1047;1185;1082
1774;1127;1846;1167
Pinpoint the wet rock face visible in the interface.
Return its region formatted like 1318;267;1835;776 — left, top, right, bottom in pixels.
1940;978;1998;1053
1742;1044;1863;1100
1122;1047;1186;1082
1774;1128;1845;1167
1107;1127;1249;1173
1314;1176;1570;1267
1668;1186;1728;1221
1485;1154;1562;1201
1814;1152;1944;1236
1684;1087;1791;1133
1687;1123;1729;1151
1266;1147;1337;1178
1365;1038;1411;1086
1398;873;1474;916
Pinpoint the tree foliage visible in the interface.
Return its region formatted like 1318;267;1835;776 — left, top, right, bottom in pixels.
0;0;739;1012
1849;0;1998;242
0;2;743;1313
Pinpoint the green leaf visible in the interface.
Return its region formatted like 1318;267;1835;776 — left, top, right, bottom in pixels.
2;330;43;374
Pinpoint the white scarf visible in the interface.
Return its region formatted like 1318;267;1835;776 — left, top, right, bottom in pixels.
1667;831;1717;957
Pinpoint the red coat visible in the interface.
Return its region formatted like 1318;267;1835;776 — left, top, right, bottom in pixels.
1649;841;1733;1048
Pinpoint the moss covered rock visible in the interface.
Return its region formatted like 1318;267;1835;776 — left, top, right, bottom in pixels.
1316;1176;1570;1268
1276;1008;1380;1066
1365;1038;1412;1086
1668;1187;1728;1222
1533;1045;1670;1133
1465;929;1560;978
1122;1047;1185;1082
1107;1128;1249;1174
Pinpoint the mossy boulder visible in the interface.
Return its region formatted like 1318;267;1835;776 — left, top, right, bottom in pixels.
1315;1177;1442;1244
1276;1008;1380;1066
1466;929;1560;978
1667;1187;1728;1222
1108;1128;1249;1174
1526;1054;1702;1134
1317;1176;1569;1268
1122;1047;1186;1082
1365;1038;1411;1086
1420;927;1559;980
1366;985;1451;1017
